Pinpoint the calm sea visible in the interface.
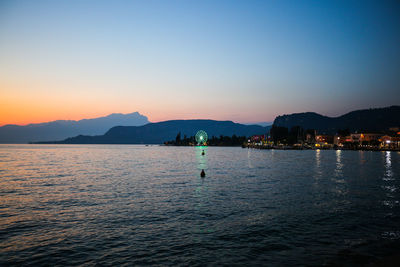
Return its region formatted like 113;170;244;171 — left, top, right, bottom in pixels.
1;145;400;266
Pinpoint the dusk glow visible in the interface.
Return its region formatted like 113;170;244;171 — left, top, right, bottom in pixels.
1;0;400;126
1;2;400;265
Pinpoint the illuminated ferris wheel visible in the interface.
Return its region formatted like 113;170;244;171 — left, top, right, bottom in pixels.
195;130;208;145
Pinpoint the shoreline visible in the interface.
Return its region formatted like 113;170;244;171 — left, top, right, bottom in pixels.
3;143;400;152
243;144;400;152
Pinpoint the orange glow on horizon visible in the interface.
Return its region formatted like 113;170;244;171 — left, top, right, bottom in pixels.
1;83;275;126
0;93;275;126
0;90;132;126
0;107;273;127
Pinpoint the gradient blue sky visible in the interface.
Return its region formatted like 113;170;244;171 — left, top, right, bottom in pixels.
1;0;399;125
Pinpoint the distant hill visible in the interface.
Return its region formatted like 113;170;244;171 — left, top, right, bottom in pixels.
245;121;273;127
0;112;149;143
35;120;269;144
273;106;400;134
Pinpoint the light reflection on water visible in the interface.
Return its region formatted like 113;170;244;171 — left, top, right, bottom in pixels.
196;146;208;172
247;148;253;169
314;149;322;181
1;145;400;266
331;150;347;197
382;151;398;210
335;149;343;178
384;151;393;181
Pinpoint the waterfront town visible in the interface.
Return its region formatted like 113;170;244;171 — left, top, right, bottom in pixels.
247;126;400;151
164;125;400;151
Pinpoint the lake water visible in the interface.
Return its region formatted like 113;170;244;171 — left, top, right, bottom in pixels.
1;145;400;266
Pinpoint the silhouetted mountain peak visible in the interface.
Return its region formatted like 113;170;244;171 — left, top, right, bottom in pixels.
273;106;400;133
0;112;150;143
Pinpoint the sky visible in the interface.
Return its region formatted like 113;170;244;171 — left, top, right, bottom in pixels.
1;0;400;126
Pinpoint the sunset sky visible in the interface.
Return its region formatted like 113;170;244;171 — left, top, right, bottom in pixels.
1;0;399;126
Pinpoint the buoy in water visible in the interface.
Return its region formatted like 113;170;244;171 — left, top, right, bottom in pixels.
201;150;205;156
200;169;206;177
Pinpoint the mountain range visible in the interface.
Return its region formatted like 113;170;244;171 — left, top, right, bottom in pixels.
35;120;269;144
273;106;400;134
0;112;149;143
2;106;399;144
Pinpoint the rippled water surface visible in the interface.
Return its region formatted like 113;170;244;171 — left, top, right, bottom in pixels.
1;145;400;266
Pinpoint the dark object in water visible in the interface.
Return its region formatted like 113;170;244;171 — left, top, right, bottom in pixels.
202;150;205;156
200;169;206;177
